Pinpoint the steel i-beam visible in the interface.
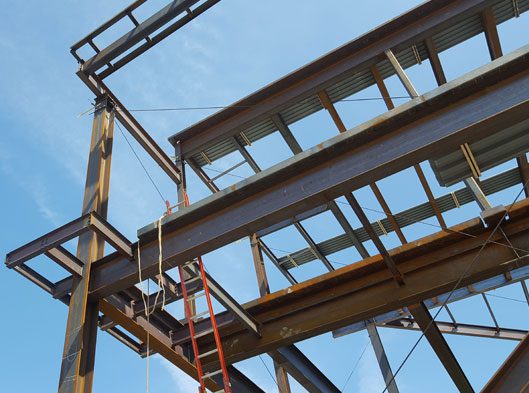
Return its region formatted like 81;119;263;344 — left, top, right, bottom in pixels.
58;96;114;393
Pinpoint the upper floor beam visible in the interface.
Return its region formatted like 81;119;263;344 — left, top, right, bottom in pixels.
89;44;529;298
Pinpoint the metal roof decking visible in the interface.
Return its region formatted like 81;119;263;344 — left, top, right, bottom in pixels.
169;0;529;168
276;167;523;269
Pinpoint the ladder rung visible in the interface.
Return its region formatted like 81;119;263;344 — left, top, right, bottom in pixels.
191;309;210;320
184;259;198;266
213;390;225;393
187;291;205;302
194;328;214;339
201;369;223;380
197;348;218;359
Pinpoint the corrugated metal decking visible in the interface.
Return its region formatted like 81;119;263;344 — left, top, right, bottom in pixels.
276;167;522;269
170;0;529;168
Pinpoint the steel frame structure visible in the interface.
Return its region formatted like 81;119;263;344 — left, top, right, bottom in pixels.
6;0;529;392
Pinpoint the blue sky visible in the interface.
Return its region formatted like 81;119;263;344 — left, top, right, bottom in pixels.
1;1;529;392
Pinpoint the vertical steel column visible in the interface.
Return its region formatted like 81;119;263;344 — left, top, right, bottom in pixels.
174;142;196;318
366;322;400;393
250;234;291;393
58;95;114;393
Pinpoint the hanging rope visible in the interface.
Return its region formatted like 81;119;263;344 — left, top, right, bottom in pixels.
137;209;170;393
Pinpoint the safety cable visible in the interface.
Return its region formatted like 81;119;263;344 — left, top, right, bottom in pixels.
80;96;410;116
258;355;284;393
341;340;370;392
115;120;167;205
380;177;529;393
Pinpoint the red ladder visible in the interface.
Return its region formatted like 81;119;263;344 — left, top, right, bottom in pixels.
177;194;232;393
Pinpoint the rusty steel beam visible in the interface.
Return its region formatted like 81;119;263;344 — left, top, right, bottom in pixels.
183;198;529;369
46;246;83;277
99;295;264;393
380;319;528;341
344;192;404;284
170;0;498;156
88;46;529;298
250;234;338;392
481;333;529;393
77;72;180;184
6;214;91;268
6;211;131;272
58;96;114;393
79;0;201;75
482;6;503;61
408;302;474;392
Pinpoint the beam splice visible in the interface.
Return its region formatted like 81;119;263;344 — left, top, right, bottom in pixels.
408;302;474;393
481;333;529;393
58;95;115;393
90;46;529;298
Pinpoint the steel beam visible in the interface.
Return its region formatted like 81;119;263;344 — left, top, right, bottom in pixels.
182;262;261;337
6;214;91;268
79;0;201;75
408;302;474;392
366;322;400;393
270;346;340;393
380;319;528;341
250;234;338;392
90;45;529;298
46;246;83;277
481;333;529;393
77;72;180;184
170;198;529;368
58;96;114;393
99;295;264;393
169;0;507;156
385;49;419;98
344;193;403;284
250;232;291;393
482;6;503;61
